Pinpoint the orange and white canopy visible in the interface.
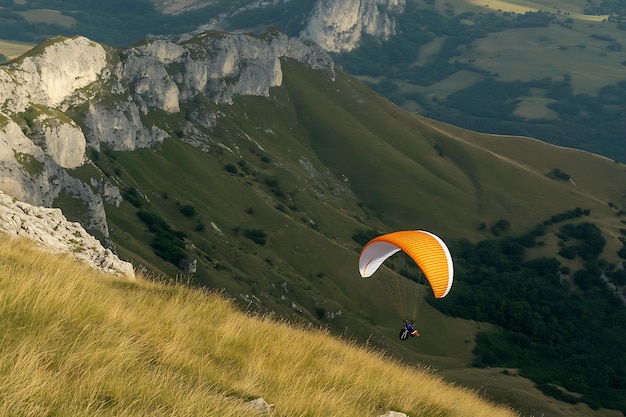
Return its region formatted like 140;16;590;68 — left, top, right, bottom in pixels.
359;230;454;298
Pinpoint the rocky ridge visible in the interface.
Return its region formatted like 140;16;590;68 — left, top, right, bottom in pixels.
0;191;135;279
0;29;334;259
152;0;405;53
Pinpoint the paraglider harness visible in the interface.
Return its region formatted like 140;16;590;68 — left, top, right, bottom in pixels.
399;320;419;341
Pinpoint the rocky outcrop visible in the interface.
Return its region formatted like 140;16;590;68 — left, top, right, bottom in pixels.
245;398;274;413
29;110;86;169
300;0;406;52
0;29;334;249
120;30;334;109
153;0;406;54
0;36;108;112
83;30;334;151
0;192;135;279
0;36;111;237
0;116;109;236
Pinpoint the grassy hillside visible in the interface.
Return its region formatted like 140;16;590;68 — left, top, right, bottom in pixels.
87;60;626;345
0;1;624;412
0;236;520;417
65;60;626;415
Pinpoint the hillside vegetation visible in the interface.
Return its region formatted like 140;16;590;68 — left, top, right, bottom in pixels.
0;236;519;417
54;57;626;415
2;22;626;414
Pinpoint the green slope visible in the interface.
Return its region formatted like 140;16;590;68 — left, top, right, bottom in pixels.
97;57;626;348
86;61;626;416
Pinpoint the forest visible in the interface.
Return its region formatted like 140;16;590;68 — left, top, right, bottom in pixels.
351;207;626;413
430;209;626;413
432;77;626;163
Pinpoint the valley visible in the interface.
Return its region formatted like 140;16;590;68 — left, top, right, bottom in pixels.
1;1;626;415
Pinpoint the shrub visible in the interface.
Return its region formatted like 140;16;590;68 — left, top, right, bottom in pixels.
137;210;188;267
179;203;196;217
224;163;237;174
122;187;145;208
548;168;571;181
244;228;267;245
351;228;380;246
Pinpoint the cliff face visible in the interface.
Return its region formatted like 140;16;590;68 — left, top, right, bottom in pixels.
0;30;334;246
0;191;134;279
151;0;405;53
0;36;111;235
300;0;405;52
0;36;108;111
87;30;334;152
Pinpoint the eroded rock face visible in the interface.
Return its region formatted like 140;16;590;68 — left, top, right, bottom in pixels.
0;37;111;237
0;30;333;242
300;0;405;52
119;30;334;110
30;113;86;169
0;191;135;279
0;117;109;237
152;0;405;54
0;36;108;112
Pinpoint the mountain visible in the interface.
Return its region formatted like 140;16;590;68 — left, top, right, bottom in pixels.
2;30;626;416
0;0;402;52
2;0;626;164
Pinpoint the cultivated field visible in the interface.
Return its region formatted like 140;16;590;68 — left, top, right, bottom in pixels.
465;0;608;21
406;0;626;120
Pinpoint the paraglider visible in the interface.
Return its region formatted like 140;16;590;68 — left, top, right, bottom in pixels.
401;320;419;339
358;230;454;340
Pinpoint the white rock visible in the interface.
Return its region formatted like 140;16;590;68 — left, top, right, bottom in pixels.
0;192;134;279
35;114;86;169
379;412;408;417
245;397;274;412
300;0;405;52
0;36;107;111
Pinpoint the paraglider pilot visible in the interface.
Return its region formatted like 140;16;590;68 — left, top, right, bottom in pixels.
403;320;420;338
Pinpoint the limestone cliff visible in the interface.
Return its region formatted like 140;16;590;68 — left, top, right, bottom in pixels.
0;192;135;279
0;29;334;269
300;0;405;52
151;0;406;54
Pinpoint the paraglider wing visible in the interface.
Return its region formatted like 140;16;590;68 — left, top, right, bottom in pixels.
359;230;454;298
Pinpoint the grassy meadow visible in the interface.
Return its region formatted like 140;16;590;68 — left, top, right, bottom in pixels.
452;25;626;95
462;0;608;21
393;0;626;123
0;236;520;417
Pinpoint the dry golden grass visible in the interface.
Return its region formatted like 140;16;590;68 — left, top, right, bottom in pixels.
0;236;519;416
